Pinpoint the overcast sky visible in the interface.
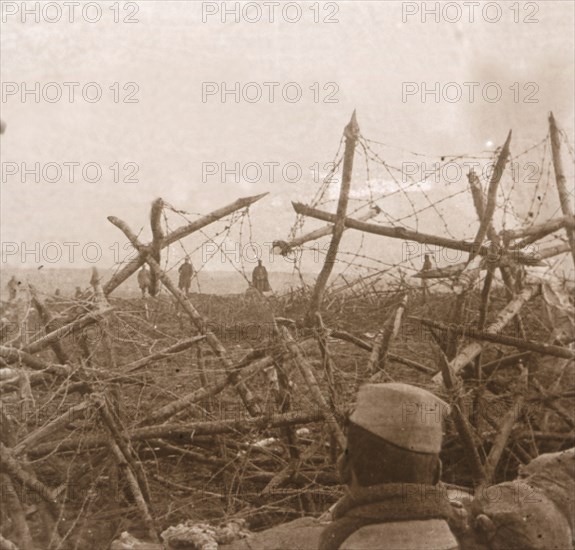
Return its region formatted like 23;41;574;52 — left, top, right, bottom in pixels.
1;1;573;275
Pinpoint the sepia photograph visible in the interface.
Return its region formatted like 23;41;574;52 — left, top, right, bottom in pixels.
0;1;574;548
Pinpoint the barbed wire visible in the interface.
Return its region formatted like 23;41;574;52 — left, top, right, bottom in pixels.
282;123;574;298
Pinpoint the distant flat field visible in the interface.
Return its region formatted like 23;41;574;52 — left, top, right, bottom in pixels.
0;267;316;300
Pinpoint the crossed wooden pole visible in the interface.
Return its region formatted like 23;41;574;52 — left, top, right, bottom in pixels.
105;194;271;417
288;111;575;488
107;212;263;416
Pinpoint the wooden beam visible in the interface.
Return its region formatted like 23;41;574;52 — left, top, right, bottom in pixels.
19;306;111;358
415;317;574;360
274;205;380;255
431;285;539;385
122;335;207;374
293;203;540;266
537;242;572;260
30;410;326;456
414;242;570;279
330;329;433;373
502;215;575;243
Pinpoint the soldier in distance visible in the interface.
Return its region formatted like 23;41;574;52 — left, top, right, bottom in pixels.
252;259;271;293
421;253;433;303
7;276;19;301
137;266;152;298
178;258;194;296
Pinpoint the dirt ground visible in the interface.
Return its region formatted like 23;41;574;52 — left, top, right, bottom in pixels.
1;286;573;549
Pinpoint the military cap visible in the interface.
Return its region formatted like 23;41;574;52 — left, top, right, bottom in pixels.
349;383;450;454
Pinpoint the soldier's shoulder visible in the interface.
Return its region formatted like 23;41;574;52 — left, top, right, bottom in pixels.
340;519;459;550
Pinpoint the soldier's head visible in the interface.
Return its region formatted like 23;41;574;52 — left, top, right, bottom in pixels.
185;257;190;264
339;383;450;487
258;259;262;266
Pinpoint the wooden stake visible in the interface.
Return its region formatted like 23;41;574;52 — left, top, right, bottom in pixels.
19;307;111;358
279;326;346;449
481;364;527;484
307;111;359;320
107;438;159;542
29;285;70;364
0;474;34;550
14;401;92;455
437;349;485;486
95;394;152;504
464;169;501;342
474;352;531;378
0;347;70;375
470;131;511;259
549;112;575;265
367;293;407;374
532;379;575;429
140;344;313;426
0;442;63;503
313;313;338;411
148;198;164;297
0;412;34;550
467;168;526;340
